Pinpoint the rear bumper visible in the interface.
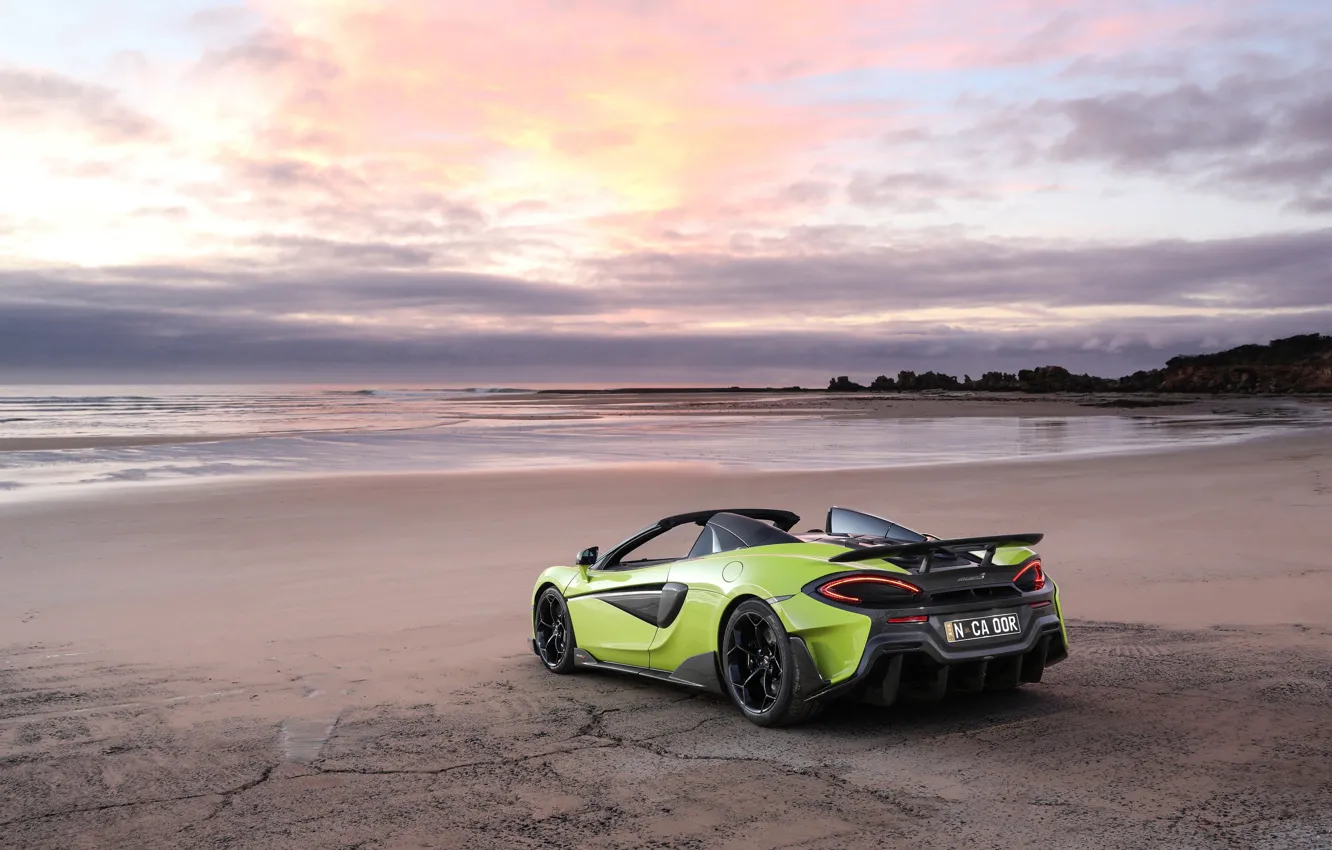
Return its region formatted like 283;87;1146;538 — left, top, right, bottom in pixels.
800;595;1068;705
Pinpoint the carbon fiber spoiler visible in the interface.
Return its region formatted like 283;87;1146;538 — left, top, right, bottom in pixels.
828;533;1043;573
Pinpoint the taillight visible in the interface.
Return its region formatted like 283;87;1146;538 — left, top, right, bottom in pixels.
1013;559;1045;592
818;574;921;606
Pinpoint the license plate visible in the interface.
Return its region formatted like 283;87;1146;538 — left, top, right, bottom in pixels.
944;612;1021;643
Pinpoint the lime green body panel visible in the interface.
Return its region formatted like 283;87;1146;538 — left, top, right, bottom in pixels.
770;593;870;684
531;540;1067;682
987;547;1037;567
562;562;671;666
533;566;581;597
646;542;886;674
647;589;723;670
1053;583;1070;649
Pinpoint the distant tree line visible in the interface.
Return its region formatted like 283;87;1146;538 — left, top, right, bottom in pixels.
827;333;1332;394
828;366;1164;393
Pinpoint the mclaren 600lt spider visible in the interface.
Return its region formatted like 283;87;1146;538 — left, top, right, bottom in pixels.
530;507;1067;726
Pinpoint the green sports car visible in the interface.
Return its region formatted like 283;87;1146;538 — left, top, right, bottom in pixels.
529;507;1068;726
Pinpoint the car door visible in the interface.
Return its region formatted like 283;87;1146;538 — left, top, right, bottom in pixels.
564;562;671;668
646;521;747;673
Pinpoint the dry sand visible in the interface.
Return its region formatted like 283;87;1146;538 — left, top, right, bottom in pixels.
2;432;1331;848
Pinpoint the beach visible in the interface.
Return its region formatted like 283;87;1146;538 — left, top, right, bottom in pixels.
2;413;1331;848
3;387;1330;499
8;0;1332;843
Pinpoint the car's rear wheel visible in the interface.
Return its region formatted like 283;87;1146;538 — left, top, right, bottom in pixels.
535;587;577;673
721;599;821;726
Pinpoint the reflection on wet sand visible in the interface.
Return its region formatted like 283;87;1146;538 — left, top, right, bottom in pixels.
1;405;1329;500
1017;418;1070;456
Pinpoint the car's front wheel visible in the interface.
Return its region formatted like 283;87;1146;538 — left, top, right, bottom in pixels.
720;599;821;726
534;587;577;673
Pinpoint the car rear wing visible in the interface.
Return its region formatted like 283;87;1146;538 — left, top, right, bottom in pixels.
828;533;1043;573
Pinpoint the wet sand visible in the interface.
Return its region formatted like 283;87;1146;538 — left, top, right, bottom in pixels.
0;434;253;452
2;433;1331;848
491;389;1320;421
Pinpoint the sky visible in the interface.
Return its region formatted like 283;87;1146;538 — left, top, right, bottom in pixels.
1;0;1330;384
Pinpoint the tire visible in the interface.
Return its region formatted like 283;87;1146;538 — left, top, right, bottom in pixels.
720;599;822;727
534;587;577;674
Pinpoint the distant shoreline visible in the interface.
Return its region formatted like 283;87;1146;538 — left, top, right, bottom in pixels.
533;386;1326;400
536;333;1332;396
535;386;815;394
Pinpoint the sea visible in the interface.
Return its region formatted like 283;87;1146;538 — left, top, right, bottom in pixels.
1;385;1329;501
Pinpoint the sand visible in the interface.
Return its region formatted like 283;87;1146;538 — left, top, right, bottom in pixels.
2;432;1332;848
0;434;257;452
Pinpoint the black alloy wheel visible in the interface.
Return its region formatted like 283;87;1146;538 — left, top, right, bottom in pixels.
721;599;821;726
726;610;784;713
535;588;576;673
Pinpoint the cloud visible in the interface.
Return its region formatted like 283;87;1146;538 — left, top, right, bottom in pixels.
227;0;1202;216
10;228;1332;333
229;156;367;196
129;205;192;221
0;68;162;142
845;171;986;210
1051;84;1269;167
1038;64;1332;212
2;225;1330;380
199;33;304;73
780;181;836;206
251;235;435;267
0;266;599;318
2;294;1326;382
186;5;265;37
593;229;1332;313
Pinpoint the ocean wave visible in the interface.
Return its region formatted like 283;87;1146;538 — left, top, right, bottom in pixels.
0;395;158;403
326;387;536;398
77;461;279;485
0;410;1324;502
0;417;34;423
443;387;534;395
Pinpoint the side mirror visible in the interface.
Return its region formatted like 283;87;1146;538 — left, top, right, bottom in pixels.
576;547;599;567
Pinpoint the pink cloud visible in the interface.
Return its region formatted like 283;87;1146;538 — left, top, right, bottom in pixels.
234;1;1211;195
95;0;1223;262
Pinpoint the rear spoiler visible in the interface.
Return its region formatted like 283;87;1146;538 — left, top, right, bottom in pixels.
828;533;1043;573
